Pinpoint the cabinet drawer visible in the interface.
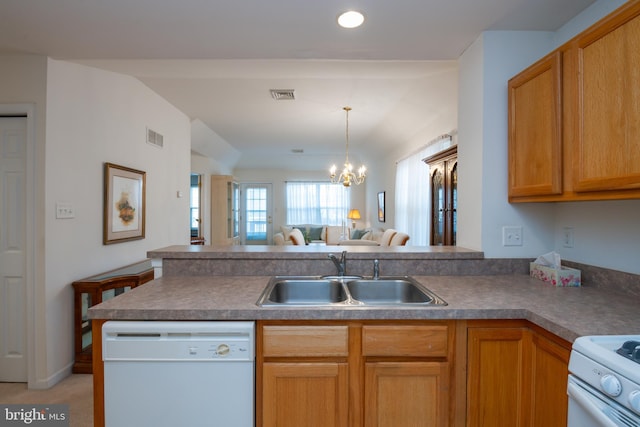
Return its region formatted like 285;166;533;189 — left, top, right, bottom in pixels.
262;325;349;357
362;325;448;357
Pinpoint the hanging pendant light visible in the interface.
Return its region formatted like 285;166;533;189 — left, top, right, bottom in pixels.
329;106;366;187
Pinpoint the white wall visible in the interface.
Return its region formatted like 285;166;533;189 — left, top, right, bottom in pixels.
363;156;396;230
456;36;485;252
458;31;557;255
458;0;640;274
376;62;459;234
191;153;213;242
42;59;191;386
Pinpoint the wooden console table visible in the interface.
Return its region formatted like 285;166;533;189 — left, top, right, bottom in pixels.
72;259;154;373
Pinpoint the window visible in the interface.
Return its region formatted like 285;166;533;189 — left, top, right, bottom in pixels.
245;186;267;241
395;149;430;246
286;182;350;225
190;174;201;237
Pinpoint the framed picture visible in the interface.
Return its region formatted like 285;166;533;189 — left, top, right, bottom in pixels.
377;191;385;222
104;162;146;244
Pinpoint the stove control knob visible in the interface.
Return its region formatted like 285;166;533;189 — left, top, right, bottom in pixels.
601;374;622;397
629;390;640;413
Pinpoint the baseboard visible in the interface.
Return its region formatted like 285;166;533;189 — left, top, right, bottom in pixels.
29;361;74;390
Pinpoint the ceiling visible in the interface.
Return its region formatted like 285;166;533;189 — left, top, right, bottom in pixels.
0;0;596;170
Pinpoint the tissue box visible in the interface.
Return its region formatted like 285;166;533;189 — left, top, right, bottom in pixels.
529;263;581;287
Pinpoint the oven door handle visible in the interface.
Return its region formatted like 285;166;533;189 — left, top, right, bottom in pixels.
567;382;620;427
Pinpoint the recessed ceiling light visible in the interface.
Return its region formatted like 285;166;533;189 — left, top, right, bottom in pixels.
337;10;365;29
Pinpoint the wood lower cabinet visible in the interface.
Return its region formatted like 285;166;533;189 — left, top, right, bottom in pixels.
257;321;455;427
466;321;570;427
364;362;449;427
530;330;571;427
467;326;531;427
263;362;349;427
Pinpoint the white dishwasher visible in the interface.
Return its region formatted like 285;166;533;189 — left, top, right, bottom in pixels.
102;321;254;427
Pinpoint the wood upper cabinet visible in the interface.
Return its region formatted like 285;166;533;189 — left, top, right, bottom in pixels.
508;1;640;202
508;52;562;200
569;4;640;193
257;321;455;427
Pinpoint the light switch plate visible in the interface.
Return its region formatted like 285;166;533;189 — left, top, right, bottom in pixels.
502;226;523;246
563;227;574;248
56;202;75;219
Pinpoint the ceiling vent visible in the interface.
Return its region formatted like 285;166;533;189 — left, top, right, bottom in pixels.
291;148;304;154
146;127;164;148
270;89;296;101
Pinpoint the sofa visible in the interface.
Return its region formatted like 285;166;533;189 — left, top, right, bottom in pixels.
337;228;410;246
274;225;410;246
274;224;329;245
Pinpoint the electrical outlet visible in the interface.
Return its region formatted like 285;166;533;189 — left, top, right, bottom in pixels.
502;226;523;246
563;227;574;248
56;202;75;219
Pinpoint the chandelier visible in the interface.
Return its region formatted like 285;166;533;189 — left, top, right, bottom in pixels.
329;106;366;187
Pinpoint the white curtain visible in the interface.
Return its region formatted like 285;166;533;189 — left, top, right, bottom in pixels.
286;182;350;225
395;147;432;246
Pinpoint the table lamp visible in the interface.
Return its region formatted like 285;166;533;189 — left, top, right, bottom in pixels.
347;209;361;229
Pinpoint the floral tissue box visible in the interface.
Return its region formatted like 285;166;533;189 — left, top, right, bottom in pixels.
529;262;581;287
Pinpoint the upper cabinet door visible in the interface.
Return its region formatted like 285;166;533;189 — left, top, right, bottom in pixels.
572;7;640;192
508;1;640;202
508;51;563;200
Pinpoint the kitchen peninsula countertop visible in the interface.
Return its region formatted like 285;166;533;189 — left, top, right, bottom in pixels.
88;273;640;343
147;244;486;260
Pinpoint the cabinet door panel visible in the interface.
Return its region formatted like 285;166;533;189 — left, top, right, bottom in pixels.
467;328;531;427
574;11;640;192
364;362;449;427
262;362;349;427
531;333;570;427
508;51;562;199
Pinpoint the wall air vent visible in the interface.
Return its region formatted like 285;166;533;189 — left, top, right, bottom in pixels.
146;127;164;148
270;89;296;101
291;149;304;154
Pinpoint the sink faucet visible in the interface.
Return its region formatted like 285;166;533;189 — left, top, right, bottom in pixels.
328;251;347;276
373;259;380;279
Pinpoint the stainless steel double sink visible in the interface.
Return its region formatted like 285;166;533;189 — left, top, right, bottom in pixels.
256;276;447;307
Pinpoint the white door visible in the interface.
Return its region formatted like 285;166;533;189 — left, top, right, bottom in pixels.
0;117;27;382
240;184;272;245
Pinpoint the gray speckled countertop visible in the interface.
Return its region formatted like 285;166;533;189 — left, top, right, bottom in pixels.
88;274;640;342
